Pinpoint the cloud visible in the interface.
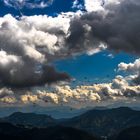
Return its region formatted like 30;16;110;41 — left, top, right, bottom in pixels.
84;0;121;12
0;13;75;88
72;0;84;10
0;11;108;88
84;0;104;12
0;0;140;94
0;50;22;67
2;0;140;57
118;58;140;85
118;58;140;73
3;64;70;88
0;75;139;108
35;76;140;107
69;0;140;55
3;0;54;9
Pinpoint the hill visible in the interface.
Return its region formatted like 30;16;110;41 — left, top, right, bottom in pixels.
63;107;140;137
116;126;140;140
0;122;98;140
1;112;56;127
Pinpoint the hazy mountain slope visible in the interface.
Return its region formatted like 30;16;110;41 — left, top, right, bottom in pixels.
1;112;56;127
63;107;140;137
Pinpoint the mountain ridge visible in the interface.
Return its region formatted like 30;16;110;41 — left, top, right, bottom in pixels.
1;107;140;138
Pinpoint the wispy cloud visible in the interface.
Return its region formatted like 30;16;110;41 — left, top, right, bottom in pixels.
3;0;54;9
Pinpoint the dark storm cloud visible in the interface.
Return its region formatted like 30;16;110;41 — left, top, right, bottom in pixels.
0;61;70;88
67;0;140;55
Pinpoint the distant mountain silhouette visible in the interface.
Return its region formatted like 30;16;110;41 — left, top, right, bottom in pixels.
1;112;56;127
0;122;98;140
116;126;140;140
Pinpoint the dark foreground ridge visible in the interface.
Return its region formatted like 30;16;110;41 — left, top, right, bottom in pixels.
0;122;98;140
116;126;140;140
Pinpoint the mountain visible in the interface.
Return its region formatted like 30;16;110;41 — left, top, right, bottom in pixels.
0;122;98;140
62;107;140;137
0;0;80;17
0;106;87;119
1;112;56;127
116;126;140;140
1;107;140;139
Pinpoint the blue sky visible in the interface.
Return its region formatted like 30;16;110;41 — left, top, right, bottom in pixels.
0;0;84;16
54;51;136;85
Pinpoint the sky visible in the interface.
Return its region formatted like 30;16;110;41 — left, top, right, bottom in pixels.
0;0;140;113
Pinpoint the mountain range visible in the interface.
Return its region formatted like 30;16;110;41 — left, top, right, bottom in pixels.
1;107;140;139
